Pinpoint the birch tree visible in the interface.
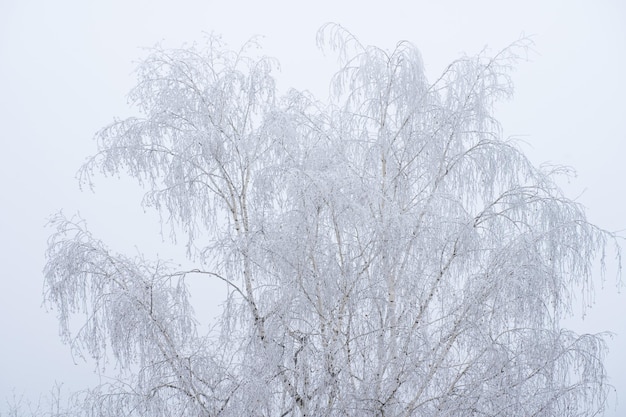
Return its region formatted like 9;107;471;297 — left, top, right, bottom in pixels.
43;25;621;416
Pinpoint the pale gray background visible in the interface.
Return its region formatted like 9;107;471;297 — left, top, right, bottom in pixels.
1;0;624;415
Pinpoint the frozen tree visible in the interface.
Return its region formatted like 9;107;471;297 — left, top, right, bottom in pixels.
43;25;621;416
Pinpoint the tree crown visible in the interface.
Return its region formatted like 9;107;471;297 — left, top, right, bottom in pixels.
41;25;621;417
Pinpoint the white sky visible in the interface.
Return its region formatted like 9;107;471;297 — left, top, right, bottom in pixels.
1;0;625;414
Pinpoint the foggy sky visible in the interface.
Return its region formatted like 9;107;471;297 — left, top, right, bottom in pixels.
1;1;624;415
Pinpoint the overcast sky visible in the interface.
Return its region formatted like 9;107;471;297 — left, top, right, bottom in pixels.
1;0;625;415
